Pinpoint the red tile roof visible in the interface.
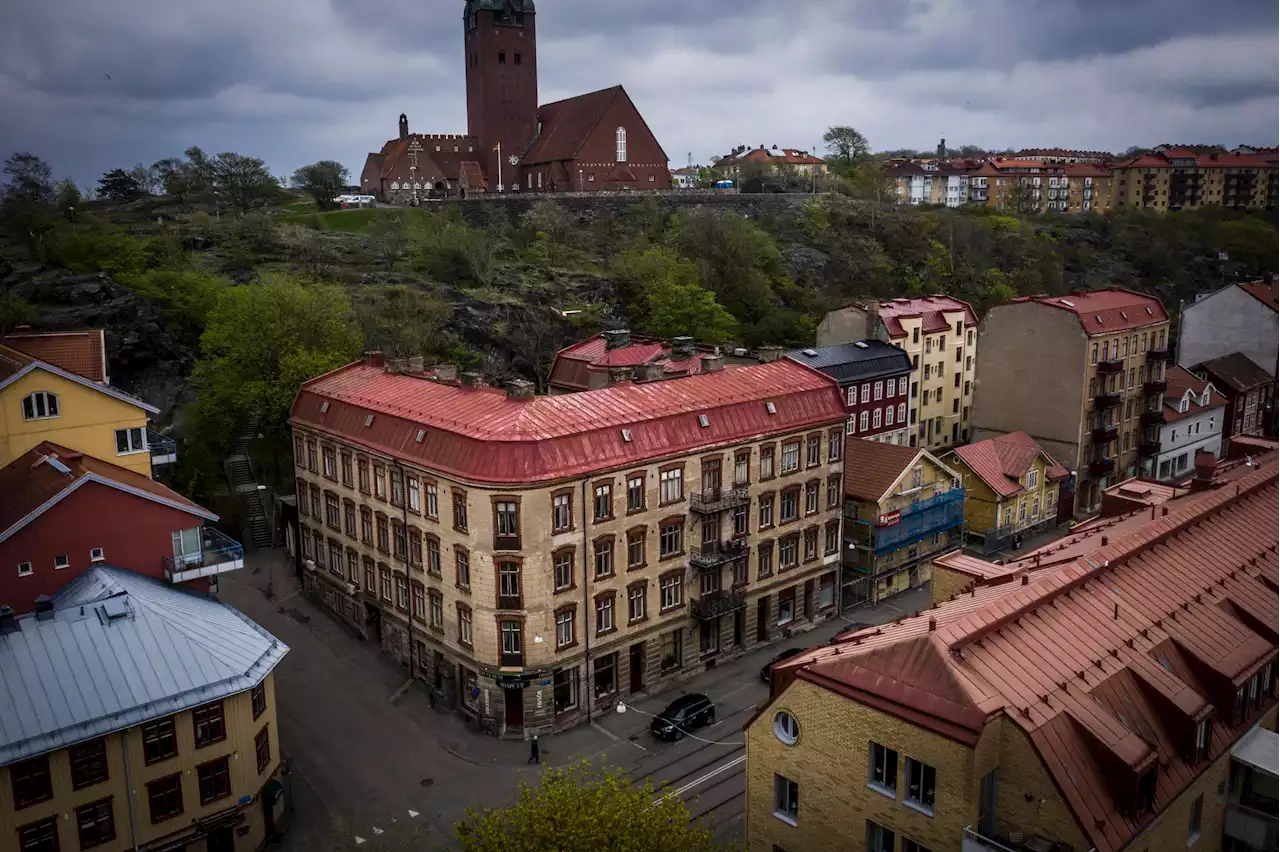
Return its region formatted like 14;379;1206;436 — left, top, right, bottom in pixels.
1007;288;1168;335
1239;279;1279;312
718;147;826;167
1;330;107;383
842;439;923;502
1163;365;1227;422
548;334;713;391
366;134;483;185
772;460;1279;852
522;86;668;167
291;358;844;485
0;344;33;383
0;344;157;413
1115;150;1278;170
0;442;215;541
874;295;978;338
948;430;1068;498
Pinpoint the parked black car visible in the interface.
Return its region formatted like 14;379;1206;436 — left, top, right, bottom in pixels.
649;693;715;740
759;646;808;682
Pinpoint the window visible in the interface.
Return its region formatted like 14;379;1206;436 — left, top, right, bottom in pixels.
553;667;578;713
458;604;473;646
197;756;231;804
326;492;341;528
627;474;645;512
873;408;882;429
759;494;774;528
70;738;109;789
778;586;796;623
781;489;798;522
899;377;908;395
363;558;375;594
1188;793;1202;843
773;774;799;824
779;536;799;571
758;541;774;578
390;469;404;505
905;757;936;812
594;652;618;698
452;491;468;531
374;465;387;500
781;441;800;473
774;711;799;745
659;520;683;557
498;561;521;609
615;126;627;162
825;524;839;556
456;547;470;588
425;481;438;518
828;430;842;461
660;572;684;610
192;700;225;747
76;798;116;849
552;492;573;531
860;411;869;432
357;457;370;491
11;755;52;809
494;499;520;548
628;582;647;622
53;553;69;569
867;821;896;852
861;383;871;403
344;501;356;537
596;593;616;634
594;537;614;578
555;606;576;648
21;391;59;420
554;548;575;591
116;426;146;454
254;724;272;773
429;589;444;629
885;405;894;426
660;468;684;503
760;446;775;479
377;515;390;552
803;527;818;561
804;482;818;514
733;503;748;536
591;482;615;520
500;620;523;665
735;452;750;485
806;435;821;466
627;529;646;569
147;773;184;823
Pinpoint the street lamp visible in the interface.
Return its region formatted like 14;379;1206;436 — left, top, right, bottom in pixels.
410;165;417;206
578;169;583;193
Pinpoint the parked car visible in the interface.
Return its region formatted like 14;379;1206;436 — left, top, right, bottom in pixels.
649;693;715;740
759;646;808;682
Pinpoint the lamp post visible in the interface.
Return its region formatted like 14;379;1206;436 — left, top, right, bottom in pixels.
578;168;583;193
496;142;504;192
410;164;418;206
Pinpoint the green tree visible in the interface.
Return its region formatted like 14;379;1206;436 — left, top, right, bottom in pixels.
209;152;278;214
98;169;144;202
129;162;161;195
646;279;738;342
292;160;350;210
0;293;33;332
456;760;732;852
190;275;362;459
183;146;211;196
118;269;231;345
2;153;53;204
354;284;448;357
666;209;787;325
822;125;870;174
53;179;82;217
153;157;196;203
608;246;699;327
520;199;572;244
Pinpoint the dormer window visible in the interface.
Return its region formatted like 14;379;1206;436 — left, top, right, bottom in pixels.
22;391;59;420
1191;717;1211;763
1200;391;1210;406
1179;397;1189;414
1134;767;1157;815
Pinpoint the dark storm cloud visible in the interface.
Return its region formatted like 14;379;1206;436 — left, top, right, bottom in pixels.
0;0;1274;188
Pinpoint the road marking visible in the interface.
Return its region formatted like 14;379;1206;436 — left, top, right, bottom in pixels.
273;589;303;606
372;827;384;835
354;837;366;845
653;755;747;805
711;683;755;704
408;810;419;818
387;679;415;703
590;721;622;742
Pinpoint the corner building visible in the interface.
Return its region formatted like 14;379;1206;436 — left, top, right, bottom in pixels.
289;354;846;735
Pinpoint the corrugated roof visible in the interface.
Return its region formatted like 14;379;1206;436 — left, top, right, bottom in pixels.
784;341;912;384
1195;352;1273;393
0;566;288;764
1163;365;1227;422
842;438;922;502
948;431;1069;498
0;442;216;543
1238;280;1279;312
875;295;978;338
1;330;107;383
293;358;845;485
1007;289;1169;335
771;460;1279;852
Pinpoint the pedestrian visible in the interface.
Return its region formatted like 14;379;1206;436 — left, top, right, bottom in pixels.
527;734;539;764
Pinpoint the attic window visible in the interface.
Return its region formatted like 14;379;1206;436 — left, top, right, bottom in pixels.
621;429;633;443
698;414;710;428
802;348;818;357
854;341;869;349
1145;307;1153;315
320;401;330;413
415;429;426;443
766;402;777;415
1095;315;1103;324
364;415;375;427
1120;311;1128;319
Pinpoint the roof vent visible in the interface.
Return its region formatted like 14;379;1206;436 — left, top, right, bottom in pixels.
1145;307;1153;315
802;348;818;357
415;429;426;443
364;415;375;427
621;428;633;443
45;456;72;476
99;597;131;622
320;401;330;413
34;595;54;621
853;341;869;349
1095;315;1103;323
765;401;777;415
0;605;18;634
1120;311;1128;319
698;414;710;428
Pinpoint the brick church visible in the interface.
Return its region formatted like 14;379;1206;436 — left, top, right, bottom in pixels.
361;0;670;200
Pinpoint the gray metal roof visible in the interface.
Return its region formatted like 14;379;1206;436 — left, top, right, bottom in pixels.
0;567;288;765
786;341;913;385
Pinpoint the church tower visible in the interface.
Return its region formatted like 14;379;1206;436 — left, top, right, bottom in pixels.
463;0;538;190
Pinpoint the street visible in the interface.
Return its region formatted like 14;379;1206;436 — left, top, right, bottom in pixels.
220;550;932;850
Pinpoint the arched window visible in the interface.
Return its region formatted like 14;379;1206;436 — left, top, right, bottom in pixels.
615;126;627;162
22;391;59;420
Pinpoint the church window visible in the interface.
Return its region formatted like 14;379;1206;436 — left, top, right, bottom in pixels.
538;172;543;189
498;51;506;65
615;127;627;162
515;52;522;65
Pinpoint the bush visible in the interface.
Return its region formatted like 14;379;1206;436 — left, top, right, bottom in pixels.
49;227;147;276
117;269;231;345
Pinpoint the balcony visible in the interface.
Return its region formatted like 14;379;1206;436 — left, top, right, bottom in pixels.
163;527;245;583
1141;410;1166;427
1225;801;1279;852
691;588;747;621
689;487;750;514
1137;441;1161;458
1144;379;1168;395
1146;347;1170;362
1091;425;1118;443
148;429;177;466
962;827;1065;852
1093;392;1121;410
1096;358;1124;375
689;540;750;570
1089;458;1115;476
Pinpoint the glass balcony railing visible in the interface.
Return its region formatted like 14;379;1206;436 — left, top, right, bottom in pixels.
163;527;245;583
147;429;177;465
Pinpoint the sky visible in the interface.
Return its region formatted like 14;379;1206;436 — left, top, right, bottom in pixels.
2;0;1277;187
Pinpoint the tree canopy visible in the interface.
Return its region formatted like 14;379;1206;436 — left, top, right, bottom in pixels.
98;169;144;202
209;152;278;214
292;160;351;210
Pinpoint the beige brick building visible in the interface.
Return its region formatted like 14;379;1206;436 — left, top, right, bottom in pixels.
745;460;1278;852
970;160;1114;213
1113;147;1278;212
970;288;1171;516
289;354;846;735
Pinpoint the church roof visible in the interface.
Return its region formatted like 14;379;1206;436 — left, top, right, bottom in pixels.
523;85;668;166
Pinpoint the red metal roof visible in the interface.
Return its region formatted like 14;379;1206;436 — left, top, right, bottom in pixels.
1239;279;1279;312
291;359;845;485
949;431;1069;498
1007;288;1168;335
772;461;1279;852
1162;365;1228;422
1;330;107;383
0;442;215;540
874;295;978;338
548;334;712;391
842;438;922;502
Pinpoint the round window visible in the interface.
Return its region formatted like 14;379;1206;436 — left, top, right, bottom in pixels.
773;710;799;745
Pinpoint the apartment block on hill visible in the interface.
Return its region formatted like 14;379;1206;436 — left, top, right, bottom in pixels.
970;160;1114;213
1177;279;1278;380
816;296;979;451
971;288;1171;514
1112;147;1278;212
785;342;913;445
744;458;1278;852
289;353;846;735
0;567;288;852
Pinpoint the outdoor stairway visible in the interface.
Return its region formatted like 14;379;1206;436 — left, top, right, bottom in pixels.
225;417;272;549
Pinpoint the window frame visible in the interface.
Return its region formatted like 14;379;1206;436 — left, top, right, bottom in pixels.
69;737;110;790
191;700;226;749
146;773;184;824
773;774;799;825
76;796;117;849
21;391;60;421
115;426;147;455
196;755;232;805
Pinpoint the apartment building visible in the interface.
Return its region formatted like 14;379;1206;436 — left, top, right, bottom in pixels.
840;439;963;608
1194;352;1276;443
785;342;913;445
1152;366;1227;481
886;161;972;207
289;354;846;735
1177;279;1278;380
715;145;828;178
971;289;1171;514
1010;148;1114;164
943;431;1068;553
1112;148;1278;212
0;567;288;852
744;459;1278;852
970;160;1114;213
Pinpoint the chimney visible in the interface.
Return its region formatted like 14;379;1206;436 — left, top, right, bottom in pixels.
460;372;485;388
608;366;632;385
365;350;386;368
34;595;54;621
701;353;725;373
432;364;458;382
634;362;665;382
506;379;535;400
1190;451;1217;491
670;336;696;359
757;345;783;363
0;605;18;634
398;113;409;140
407;355;425;374
601;329;631;350
385;358;408;374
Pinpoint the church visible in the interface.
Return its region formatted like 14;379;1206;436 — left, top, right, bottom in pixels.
361;0;671;200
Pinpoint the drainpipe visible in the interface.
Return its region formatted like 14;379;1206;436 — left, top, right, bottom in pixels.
396;461;416;680
120;730;139;850
580;479;592;723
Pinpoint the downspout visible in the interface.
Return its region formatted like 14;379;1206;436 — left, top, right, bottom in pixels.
580;479;592;723
120;730;139;850
396;461;416;678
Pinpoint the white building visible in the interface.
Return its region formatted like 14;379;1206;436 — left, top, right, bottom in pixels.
1177;280;1278;378
1152;366;1227;481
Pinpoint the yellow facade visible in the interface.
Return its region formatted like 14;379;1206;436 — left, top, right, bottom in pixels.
889;314;976;451
0;676;282;852
945;450;1061;541
1113;160;1277;212
0;366;153;476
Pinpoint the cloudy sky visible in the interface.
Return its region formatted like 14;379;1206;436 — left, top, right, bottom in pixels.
2;0;1277;187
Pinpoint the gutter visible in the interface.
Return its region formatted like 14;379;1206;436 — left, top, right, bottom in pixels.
581;479;592;723
121;730;139;850
396;462;416;682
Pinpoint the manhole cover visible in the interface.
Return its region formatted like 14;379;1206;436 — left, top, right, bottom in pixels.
420;778;434;787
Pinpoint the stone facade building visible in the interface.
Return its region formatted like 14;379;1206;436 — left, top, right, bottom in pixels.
289;354;845;736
